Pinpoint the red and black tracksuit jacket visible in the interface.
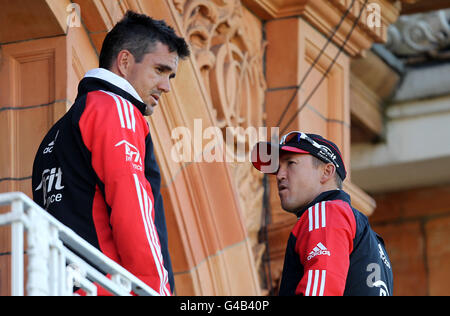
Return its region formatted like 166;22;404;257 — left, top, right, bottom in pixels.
279;190;394;296
32;75;173;295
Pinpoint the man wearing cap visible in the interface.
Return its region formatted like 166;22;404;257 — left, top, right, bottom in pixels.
252;131;393;296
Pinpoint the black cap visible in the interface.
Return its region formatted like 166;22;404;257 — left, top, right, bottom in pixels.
251;132;347;180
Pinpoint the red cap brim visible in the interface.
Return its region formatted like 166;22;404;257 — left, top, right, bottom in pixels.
280;146;309;154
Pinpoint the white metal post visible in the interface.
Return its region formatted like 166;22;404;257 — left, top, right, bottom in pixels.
26;208;51;296
48;225;61;296
11;200;24;296
58;248;66;296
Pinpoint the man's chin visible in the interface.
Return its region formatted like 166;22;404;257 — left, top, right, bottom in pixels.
280;200;298;215
282;208;298;215
144;104;155;116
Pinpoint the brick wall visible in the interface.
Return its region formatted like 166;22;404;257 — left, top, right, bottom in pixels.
370;184;450;296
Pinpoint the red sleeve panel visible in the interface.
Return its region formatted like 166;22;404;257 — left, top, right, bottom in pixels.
79;90;171;296
293;200;356;296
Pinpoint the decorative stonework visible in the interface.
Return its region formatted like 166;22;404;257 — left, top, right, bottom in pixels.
174;0;266;130
386;9;450;56
244;0;402;56
172;0;267;287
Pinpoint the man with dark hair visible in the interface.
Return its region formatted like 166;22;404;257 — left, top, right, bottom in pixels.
99;11;190;70
252;131;393;296
32;11;190;295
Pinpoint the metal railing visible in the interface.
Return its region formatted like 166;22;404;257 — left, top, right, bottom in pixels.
0;192;158;296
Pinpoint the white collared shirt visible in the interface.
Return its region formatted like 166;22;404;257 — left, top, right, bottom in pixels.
84;68;144;103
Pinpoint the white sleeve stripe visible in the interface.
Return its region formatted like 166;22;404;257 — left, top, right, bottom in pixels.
127;99;136;132
141;180;171;296
121;96;132;130
319;270;326;296
321;201;326;228
308;202;327;232
100;91;136;132
133;175;159;292
314;204;319;230
141;183;165;295
133;174;170;296
304;269;327;296
103;91;125;128
142;181;171;296
312;269;320;296
308;207;313;232
305;270;313;296
141;182;171;296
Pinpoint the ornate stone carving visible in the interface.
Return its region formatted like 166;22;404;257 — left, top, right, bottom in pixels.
386;9;450;56
174;0;266;130
172;0;267;288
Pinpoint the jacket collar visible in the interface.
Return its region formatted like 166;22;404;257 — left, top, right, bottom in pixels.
79;68;147;115
296;189;351;219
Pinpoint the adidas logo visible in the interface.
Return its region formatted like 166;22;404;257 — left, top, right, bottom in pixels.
307;242;331;261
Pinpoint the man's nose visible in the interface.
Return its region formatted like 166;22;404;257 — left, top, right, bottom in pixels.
158;76;171;93
276;164;286;181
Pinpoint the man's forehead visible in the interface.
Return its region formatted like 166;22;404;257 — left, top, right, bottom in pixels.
148;42;179;61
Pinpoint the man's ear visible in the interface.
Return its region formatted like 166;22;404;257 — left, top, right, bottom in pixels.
116;50;134;78
320;163;336;184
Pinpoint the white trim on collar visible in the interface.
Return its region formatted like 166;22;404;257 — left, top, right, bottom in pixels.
84;68;144;103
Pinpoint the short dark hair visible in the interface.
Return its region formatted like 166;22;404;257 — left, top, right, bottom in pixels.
311;156;343;189
99;11;190;69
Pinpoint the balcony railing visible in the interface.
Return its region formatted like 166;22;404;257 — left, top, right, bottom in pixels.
0;192;158;296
